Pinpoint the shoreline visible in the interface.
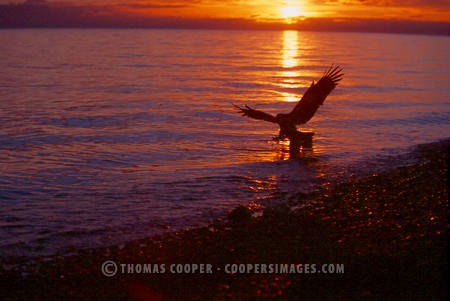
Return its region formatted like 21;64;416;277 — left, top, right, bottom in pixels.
1;139;448;300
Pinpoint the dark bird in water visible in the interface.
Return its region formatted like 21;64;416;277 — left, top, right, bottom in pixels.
233;65;343;158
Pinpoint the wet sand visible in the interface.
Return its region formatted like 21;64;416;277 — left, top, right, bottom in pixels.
1;139;448;300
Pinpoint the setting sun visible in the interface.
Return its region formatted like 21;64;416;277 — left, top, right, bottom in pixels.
280;6;302;19
0;0;449;33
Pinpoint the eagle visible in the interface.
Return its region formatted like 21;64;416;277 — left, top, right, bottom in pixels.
233;65;343;158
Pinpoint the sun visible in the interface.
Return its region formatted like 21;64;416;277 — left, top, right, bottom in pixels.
280;6;302;19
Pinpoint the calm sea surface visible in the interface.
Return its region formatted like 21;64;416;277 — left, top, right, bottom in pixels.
0;29;449;261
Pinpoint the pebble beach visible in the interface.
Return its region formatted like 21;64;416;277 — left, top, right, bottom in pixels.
1;139;448;300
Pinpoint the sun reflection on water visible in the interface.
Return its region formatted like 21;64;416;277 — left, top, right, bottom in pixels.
282;31;299;69
280;31;300;102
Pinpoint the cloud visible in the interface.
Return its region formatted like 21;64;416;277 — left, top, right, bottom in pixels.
0;0;448;35
23;0;47;5
0;2;120;27
113;0;205;9
117;3;192;10
296;17;449;35
364;0;450;9
311;0;450;9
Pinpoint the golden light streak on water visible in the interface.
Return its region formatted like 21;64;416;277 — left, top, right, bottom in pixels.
282;30;299;69
280;31;301;102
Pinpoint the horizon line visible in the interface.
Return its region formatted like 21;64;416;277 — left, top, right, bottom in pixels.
1;26;449;37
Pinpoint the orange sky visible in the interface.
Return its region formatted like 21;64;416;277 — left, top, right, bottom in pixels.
121;0;450;23
2;0;449;22
1;0;449;33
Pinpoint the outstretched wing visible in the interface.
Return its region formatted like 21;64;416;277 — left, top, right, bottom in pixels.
288;65;343;125
232;103;277;124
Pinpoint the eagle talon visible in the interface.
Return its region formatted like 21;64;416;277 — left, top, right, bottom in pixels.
273;135;282;142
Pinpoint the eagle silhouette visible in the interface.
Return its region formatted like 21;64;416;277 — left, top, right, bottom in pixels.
233;65;343;157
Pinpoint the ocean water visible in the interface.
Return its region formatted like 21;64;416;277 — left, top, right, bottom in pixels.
0;29;449;261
